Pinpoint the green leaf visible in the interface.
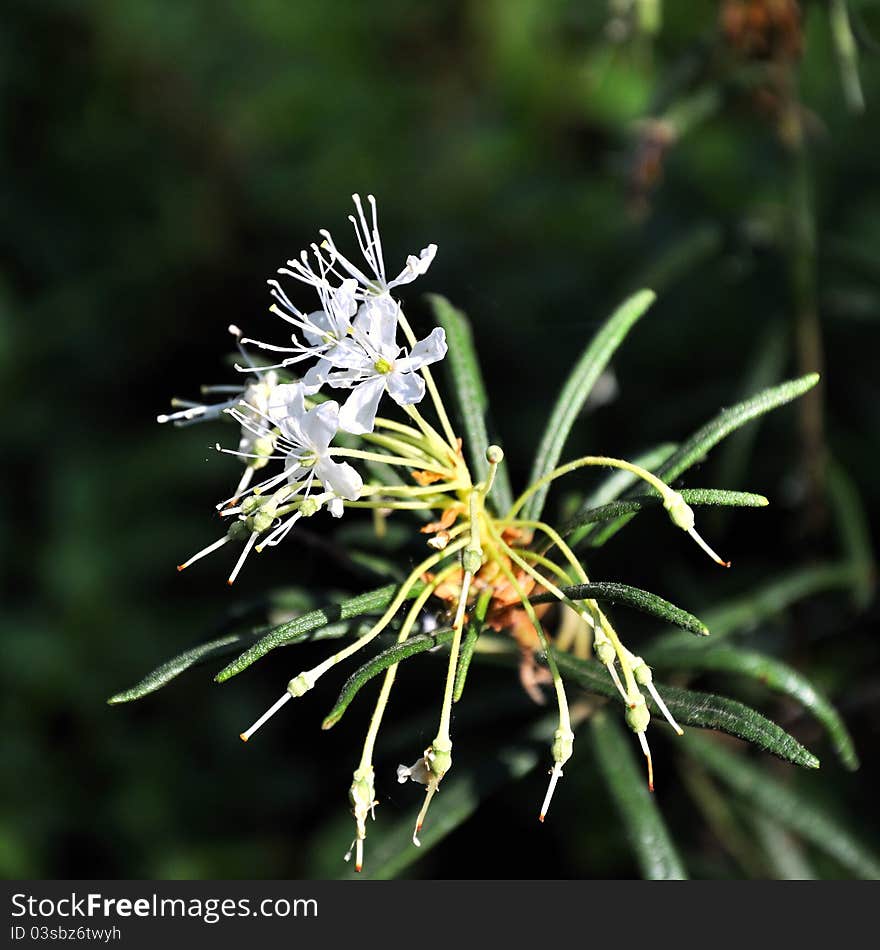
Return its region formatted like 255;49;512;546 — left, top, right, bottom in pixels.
426;294;513;512
561;488;768;538
322;627;454;729
550;651;820;769
108;631;264;704
584;373;820;547
532;581;709;637
645;645;858;770
214;582;424;683
108;620;358;704
452;620;481;703
684;732;880;879
523;289;656;521
591;711;688;880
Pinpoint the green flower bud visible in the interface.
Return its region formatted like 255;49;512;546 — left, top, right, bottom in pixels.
632;657;653;686
299;496;321;518
664;492;695;532
486;444;504;464
595;640;616;666
428;736;453;778
250;509;276;534
287;671;316;697
625;693;651;733
227;520;251;541
552;726;574;765
462;546;483;575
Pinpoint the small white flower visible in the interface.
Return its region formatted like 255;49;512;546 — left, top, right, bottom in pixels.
246;276;360;371
304;296;447;434
158;328;283;499
319;194;437;297
268;382;363;503
276;194;436;302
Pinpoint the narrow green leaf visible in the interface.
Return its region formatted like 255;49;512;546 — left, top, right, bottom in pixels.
108;632;263;704
562;488;768;538
550;651;820;768
426;294;513;512
591;711;688;880
214;582;423;683
684;732;880;879
108;620;358;704
584;373;820;547
524;289;656;521
533;581;709;637
452;622;480;703
711;322;787;521
658;373;821;482
322;628;455;729
645;645;859;770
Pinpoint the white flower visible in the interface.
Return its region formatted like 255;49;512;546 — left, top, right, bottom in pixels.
278;194;436;301
158;328;282;499
268;382;363;503
304;296;447;434
246;275;360;371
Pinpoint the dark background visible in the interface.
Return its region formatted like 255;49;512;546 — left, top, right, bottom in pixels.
2;0;878;878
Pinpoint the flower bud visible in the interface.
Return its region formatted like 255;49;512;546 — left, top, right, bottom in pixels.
663;491;695;532
625;692;651;733
462;547;483;575
486;445;504;464
287;671;316;697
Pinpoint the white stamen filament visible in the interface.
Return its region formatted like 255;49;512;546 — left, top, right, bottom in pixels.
637;730;655;792
646;681;684;736
177;535;229;572
687;527;731;568
240;691;291;742
605;661;629;702
413;784;439;847
227;531;259;586
539;762;564;822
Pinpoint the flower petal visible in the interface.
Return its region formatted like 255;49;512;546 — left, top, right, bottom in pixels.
338;377;386;434
395;327;447;373
386;369;426;406
315;457;363;500
267;382;305;425
388;244;437;288
301;400;340;451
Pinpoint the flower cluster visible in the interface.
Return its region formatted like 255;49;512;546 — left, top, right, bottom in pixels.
160;195;447;585
155;197;735;875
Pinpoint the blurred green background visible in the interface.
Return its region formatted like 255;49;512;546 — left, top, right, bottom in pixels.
2;0;879;879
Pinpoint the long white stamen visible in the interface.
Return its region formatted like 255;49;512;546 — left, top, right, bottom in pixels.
605;661;629;702
177;535;229;572
367;195;386;283
646;681;684;736
240;691;291;742
413;784;439;847
227;531;259;586
687;527;731;568
256;512;302;552
637;731;655;792
539;762;564;822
